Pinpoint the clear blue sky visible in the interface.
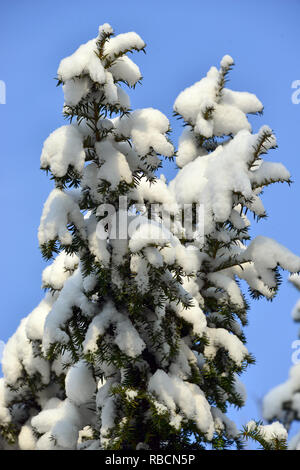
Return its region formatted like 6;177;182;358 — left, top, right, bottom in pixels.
1;0;300;439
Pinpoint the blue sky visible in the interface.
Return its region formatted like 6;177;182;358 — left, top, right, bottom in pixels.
1;0;300;441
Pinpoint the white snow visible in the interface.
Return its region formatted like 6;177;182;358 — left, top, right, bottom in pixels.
243;236;300;288
2;318;50;385
86;214;111;267
211;407;238;438
108;56;142;87
174;56;263;138
58;38;105;83
62;77;91;107
220;55;234;69
169;301;207;336
96;139;132;189
42;269;96;354
38;189;85;246
32;398;83;450
65;361;96;405
246;420;287;444
26;292;56;341
176;126;207;167
204;328;248;366
169;127;289;239
40;125;86;178
18;422;37;450
42;251;79;291
263;362;300;422
148;370;214;439
103;32;145;60
83;301;145;358
115;108;174;158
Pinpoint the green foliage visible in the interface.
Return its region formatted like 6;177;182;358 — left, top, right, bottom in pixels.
240;421;288;450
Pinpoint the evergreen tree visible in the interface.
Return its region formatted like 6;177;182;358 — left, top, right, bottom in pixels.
0;25;297;450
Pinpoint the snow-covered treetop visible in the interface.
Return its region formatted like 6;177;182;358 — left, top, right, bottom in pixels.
57;23;145;107
40;24;173;198
174;55;263;168
174;55;262;137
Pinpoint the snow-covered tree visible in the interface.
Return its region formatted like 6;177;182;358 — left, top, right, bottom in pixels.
263;274;300;449
0;25;297;451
